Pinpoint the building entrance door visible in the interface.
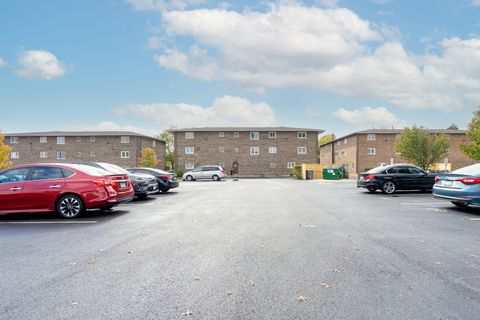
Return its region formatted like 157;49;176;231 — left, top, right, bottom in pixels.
232;161;239;175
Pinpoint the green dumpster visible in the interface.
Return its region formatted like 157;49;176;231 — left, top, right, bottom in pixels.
323;166;343;180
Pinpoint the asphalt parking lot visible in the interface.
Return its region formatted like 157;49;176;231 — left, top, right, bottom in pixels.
1;178;480;320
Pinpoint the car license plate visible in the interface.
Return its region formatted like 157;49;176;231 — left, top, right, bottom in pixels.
119;181;126;188
442;180;453;187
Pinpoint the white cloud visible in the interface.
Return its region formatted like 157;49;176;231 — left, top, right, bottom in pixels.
332;107;406;128
146;36;163;50
114;95;276;129
472;0;480;6
0;57;6;68
150;3;480;111
68;121;159;137
125;0;204;11
16;50;68;80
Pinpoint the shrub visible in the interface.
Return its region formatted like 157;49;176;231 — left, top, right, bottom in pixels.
290;165;302;179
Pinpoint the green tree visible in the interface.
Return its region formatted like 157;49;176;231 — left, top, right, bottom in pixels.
460;109;480;160
0;134;13;170
157;130;174;169
395;127;449;170
318;134;334;146
139;147;158;168
447;123;459;130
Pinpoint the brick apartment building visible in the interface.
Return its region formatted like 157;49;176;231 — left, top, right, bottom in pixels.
172;127;322;176
3;131;166;168
320;129;474;177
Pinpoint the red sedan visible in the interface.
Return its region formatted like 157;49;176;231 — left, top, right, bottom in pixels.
0;163;134;218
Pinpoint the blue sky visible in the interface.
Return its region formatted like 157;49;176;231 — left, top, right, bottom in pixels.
1;0;480;138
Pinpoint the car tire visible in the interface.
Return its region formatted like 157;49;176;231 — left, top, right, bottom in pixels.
137;194;148;200
381;181;396;194
160;188;170;193
451;201;469;208
57;194;84;219
367;187;377;193
212;174;220;181
186;175;194;181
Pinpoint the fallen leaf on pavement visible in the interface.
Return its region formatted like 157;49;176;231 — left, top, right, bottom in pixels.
182;309;193;316
193;277;200;281
88;256;96;264
297;296;307;302
331;268;341;273
227;291;233;296
321;283;332;289
250;281;256;286
419;240;427;244
128;251;135;254
471;255;480;260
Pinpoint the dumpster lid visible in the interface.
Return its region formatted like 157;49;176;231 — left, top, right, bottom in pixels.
324;166;342;170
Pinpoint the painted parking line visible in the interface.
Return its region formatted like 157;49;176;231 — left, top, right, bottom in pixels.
400;202;444;205
0;220;97;224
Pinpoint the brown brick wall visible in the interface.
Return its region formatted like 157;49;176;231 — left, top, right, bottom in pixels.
174;130;319;176
319;143;333;164
331;136;358;175
5;134;165;169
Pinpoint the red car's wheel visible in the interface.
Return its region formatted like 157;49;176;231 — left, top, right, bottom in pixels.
57;195;84;219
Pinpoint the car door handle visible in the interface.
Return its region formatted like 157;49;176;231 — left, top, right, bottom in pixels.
49;185;61;189
10;187;22;191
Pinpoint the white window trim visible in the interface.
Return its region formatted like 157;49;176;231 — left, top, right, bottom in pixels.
219;132;224;138
10;152;19;159
57;136;65;145
90;151;96;157
120;151;130;159
219;146;225;153
233;132;240;138
250;132;259;140
297;147;307;155
90;136;96;142
367;134;376;141
56;151;66;160
269;146;277;154
268;131;277;139
39;136;47;143
10;136;19;144
250;146;259;155
39;151;48;159
297;132;307;139
287;162;296;169
76;137;81;142
120;136;130;143
185;132;194;139
367;148;376;155
185;162;194;170
185;147;195;155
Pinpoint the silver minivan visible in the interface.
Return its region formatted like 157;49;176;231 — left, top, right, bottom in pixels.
183;165;226;181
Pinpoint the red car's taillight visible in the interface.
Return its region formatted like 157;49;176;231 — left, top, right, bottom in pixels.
365;174;376;180
456;177;480;185
91;179;113;187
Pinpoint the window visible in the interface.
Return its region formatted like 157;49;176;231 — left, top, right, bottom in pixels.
270;162;277;168
250;147;259;155
31;167;63;181
344;139;348;144
287;162;296;169
56;151;66;159
219;132;224;138
367;148;376;155
121;136;130;143
39;151;48;159
90;151;96;157
76;137;81;142
185;147;195;154
90;136;96;142
76;152;81;158
233;132;239;138
250;132;259;140
152;140;156;147
269;132;276;139
10;136;18;144
10;152;19;159
367;133;376;141
185;162;194;170
0;167;30;183
40;136;47;143
234;147;239;153
337;141;341;146
408;167;424;174
219;146;225;153
269;147;277;154
185;132;194;139
57;136;65;144
120;151;130;158
297;132;307;139
297;147;307;154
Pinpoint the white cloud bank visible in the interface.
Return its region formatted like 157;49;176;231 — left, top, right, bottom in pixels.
152;3;480;111
114;95;276;129
332;107;406;128
0;57;6;68
16;50;68;80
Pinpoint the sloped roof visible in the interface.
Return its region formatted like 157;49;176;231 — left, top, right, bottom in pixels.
170;126;323;133
3;131;165;142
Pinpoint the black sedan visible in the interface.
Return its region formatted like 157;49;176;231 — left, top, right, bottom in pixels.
357;165;436;194
79;162;159;199
127;167;179;193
